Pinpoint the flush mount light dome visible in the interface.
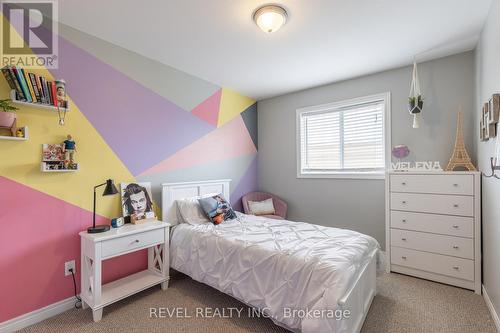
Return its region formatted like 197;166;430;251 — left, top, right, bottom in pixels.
253;5;288;33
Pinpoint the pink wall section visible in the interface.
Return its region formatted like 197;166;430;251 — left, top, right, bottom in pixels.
0;176;147;322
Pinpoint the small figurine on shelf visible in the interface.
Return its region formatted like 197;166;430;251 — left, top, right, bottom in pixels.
16;128;24;138
55;79;68;125
62;134;76;169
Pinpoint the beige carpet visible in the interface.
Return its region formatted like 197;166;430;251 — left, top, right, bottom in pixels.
20;272;496;333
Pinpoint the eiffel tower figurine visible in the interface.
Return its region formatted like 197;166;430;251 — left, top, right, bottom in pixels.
445;112;477;171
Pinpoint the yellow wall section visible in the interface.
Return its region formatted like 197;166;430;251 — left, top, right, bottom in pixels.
217;88;255;127
0;71;135;218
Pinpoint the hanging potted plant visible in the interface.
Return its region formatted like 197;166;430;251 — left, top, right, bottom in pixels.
0;99;19;136
408;95;423;114
408;62;424;128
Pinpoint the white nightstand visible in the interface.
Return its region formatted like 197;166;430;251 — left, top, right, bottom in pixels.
79;220;170;321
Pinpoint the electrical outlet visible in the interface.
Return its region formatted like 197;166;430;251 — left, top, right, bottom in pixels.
64;260;76;276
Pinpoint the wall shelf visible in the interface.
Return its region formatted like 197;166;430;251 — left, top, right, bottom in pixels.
41;162;79;173
10;90;70;112
0;126;28;141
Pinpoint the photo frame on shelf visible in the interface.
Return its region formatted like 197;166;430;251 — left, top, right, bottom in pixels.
488;93;500;125
480;116;486;141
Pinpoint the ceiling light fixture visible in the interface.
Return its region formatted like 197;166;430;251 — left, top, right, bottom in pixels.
253;4;288;33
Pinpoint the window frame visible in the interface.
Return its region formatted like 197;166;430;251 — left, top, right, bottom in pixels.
296;92;391;180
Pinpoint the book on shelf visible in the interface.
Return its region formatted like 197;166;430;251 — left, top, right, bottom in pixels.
50;81;58;107
13;66;32;102
22;68;37;103
40;76;50;105
28;73;41;103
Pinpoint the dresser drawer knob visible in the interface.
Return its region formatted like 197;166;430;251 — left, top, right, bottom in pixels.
402;219;407;223
453;245;459;249
453;266;460;270
402;201;407;204
453;183;458;187
453;204;459;208
134;239;140;243
452;225;459;229
401;256;407;260
401;238;407;241
401;182;406;185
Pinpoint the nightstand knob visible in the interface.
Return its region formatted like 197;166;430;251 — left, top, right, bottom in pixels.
401;238;407;241
401;182;406;185
453;266;460;270
134;239;140;243
453;204;459;208
452;225;459;229
453;245;459;249
453;183;458;187
402;256;407;260
402;201;407;204
402;219;407;223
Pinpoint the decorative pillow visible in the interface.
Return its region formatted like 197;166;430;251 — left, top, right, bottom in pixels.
198;193;237;225
248;198;276;216
177;197;211;225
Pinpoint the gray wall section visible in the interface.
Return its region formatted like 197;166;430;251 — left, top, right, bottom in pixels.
475;0;500;318
257;52;475;247
58;23;220;111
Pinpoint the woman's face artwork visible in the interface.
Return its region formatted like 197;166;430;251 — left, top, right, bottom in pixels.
130;191;147;214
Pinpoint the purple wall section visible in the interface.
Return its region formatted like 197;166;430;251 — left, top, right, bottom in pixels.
49;36;214;176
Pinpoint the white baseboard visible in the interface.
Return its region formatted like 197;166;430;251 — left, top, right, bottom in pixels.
0;297;75;333
483;285;500;332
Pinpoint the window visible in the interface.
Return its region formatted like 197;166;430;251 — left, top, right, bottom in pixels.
297;93;390;179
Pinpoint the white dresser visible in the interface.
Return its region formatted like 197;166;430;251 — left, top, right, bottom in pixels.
385;171;481;294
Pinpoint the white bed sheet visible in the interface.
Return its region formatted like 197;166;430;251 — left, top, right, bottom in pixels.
170;213;380;333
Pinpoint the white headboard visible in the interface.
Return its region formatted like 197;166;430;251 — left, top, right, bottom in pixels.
161;179;231;222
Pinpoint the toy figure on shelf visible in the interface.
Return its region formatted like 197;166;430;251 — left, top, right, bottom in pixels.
16;128;24;138
55;79;67;125
62;134;76;168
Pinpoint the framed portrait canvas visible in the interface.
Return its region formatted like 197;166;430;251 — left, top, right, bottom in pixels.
121;182;154;219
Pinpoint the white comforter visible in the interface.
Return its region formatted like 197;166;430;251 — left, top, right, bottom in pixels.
170;213;379;332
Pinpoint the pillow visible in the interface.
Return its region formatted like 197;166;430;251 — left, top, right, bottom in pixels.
177;197;211;225
198;193;237;225
247;198;275;216
165;202;181;225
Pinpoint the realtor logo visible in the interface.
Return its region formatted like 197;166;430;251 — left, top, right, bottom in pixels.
1;0;58;68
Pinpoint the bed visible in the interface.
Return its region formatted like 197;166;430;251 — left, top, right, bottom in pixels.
162;179;379;333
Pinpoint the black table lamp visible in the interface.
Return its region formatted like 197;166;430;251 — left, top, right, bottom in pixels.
88;179;119;233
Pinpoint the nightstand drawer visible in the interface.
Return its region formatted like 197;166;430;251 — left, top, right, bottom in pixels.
101;229;164;258
390;174;473;195
391;229;473;259
390;211;473;238
391;192;473;216
391;247;474;281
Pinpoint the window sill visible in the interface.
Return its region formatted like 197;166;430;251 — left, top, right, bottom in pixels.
297;172;385;180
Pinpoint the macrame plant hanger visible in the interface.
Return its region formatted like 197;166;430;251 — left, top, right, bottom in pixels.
408;61;423;128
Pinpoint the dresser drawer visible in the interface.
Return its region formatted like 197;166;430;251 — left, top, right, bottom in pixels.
391;192;473;216
391;247;474;281
390;211;473;238
101;229;164;258
390;174;473;195
391;229;473;259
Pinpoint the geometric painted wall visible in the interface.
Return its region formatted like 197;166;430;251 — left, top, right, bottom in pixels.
0;21;257;322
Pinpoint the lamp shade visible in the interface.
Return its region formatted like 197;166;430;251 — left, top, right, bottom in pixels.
102;179;118;196
253;5;287;33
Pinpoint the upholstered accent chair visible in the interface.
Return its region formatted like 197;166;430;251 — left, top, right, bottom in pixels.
241;192;288;220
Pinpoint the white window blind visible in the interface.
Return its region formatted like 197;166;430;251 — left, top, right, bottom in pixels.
298;97;386;176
